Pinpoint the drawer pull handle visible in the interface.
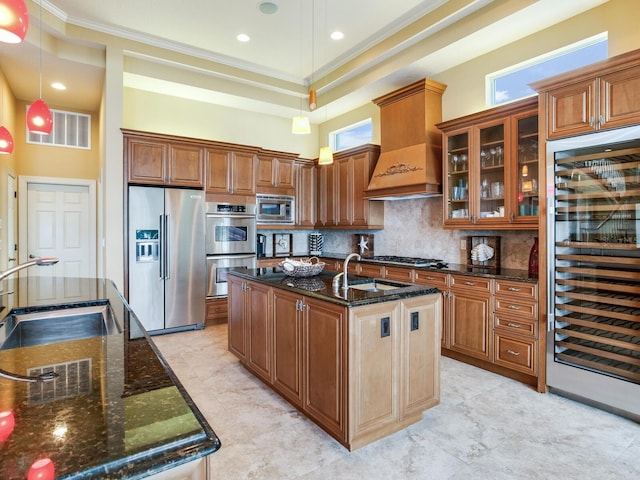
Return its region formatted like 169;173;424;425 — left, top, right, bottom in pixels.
464;281;475;286
507;287;520;292
426;276;435;280
507;322;521;328
507;305;521;310
507;349;520;356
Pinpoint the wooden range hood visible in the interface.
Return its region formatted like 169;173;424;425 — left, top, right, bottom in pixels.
365;79;447;200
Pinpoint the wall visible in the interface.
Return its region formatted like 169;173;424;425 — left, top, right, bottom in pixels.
0;70;17;273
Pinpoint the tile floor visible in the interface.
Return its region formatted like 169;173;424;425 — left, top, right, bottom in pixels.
152;324;639;480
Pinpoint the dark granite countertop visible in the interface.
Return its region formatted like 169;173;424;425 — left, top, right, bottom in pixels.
301;252;538;284
0;277;220;480
229;268;439;306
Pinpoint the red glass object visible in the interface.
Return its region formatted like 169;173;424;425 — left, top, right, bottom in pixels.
27;458;55;480
528;237;539;278
0;410;15;441
0;0;29;44
26;99;53;135
0;125;14;154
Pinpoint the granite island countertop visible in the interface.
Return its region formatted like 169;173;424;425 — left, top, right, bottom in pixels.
0;277;220;479
228;268;439;306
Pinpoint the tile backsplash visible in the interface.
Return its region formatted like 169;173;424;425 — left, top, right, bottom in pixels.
259;197;538;271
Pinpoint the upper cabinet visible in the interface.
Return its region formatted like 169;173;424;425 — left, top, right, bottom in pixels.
532;49;640;139
205;145;259;196
317;144;384;229
437;97;538;229
256;150;297;195
295;160;316;227
124;131;204;188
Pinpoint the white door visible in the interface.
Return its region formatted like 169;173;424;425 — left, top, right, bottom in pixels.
19;177;97;306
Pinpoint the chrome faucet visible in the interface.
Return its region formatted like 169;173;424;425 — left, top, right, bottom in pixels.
341;253;361;291
0;257;59;284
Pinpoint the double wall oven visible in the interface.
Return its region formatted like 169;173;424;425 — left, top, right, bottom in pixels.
205;201;257;297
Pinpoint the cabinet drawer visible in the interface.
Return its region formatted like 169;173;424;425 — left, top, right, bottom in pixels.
413;270;448;289
382;265;414;282
494;333;537;375
357;262;384;278
450;274;491;292
494;298;537;321
494;314;537;337
206;297;228;322
494;279;537;301
257;258;283;268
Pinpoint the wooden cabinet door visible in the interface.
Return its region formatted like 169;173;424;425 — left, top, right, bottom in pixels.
246;281;272;383
232;151;257;195
414;270;449;348
205;148;231;194
316;163;337;226
303;297;346;442
336;156;352;226
296;162;316;227
449;285;491;361
227;276;247;361
272;289;303;407
168;144;204;187
599;66;640;130
351;151;373;226
256;156;275;190
400;295;441;419
349;302;399;439
127;137;167;185
546;79;597;139
275;158;295;191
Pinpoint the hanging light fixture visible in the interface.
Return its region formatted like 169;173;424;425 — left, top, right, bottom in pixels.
0;69;14;154
26;0;52;135
0;0;29;44
317;0;333;165
291;0;310;134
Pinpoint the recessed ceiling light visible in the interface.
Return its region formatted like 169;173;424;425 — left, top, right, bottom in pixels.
257;1;278;15
237;33;251;42
330;31;344;41
51;82;66;90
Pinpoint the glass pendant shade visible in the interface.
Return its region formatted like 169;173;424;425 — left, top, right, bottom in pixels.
0;125;14;153
27;458;55;480
26;99;53;135
0;0;29;44
318;146;333;165
291;115;310;134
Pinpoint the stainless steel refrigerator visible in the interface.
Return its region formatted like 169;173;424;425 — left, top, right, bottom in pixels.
128;186;205;334
546;125;640;421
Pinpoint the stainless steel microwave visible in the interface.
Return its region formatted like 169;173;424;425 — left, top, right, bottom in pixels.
256;194;295;224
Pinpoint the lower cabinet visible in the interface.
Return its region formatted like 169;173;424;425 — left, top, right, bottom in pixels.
205;297;227;324
228;274;441;450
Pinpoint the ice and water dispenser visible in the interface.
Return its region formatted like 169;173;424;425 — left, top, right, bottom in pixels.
135;229;159;262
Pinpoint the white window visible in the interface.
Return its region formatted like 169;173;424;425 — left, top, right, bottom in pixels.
330;118;373;152
487;34;608;106
26;107;91;150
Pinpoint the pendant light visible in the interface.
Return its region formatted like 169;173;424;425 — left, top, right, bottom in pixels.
316;0;333;165
291;0;310;134
26;0;52;135
0;0;29;44
0;69;14;154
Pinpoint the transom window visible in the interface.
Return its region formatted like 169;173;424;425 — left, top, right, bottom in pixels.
487;34;608;106
330;118;373;152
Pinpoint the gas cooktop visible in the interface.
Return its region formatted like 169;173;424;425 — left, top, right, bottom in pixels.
368;256;448;268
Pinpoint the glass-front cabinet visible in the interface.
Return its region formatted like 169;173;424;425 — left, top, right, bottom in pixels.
438;97;538;230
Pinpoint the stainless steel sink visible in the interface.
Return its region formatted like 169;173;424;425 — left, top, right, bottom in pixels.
0;304;120;350
349;281;401;292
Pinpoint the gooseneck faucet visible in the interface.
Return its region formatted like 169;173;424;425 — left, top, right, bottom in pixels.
341;253;361;291
0;257;59;284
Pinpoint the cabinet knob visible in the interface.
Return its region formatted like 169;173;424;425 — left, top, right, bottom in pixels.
510;212;515;221
589;116;595;127
507;349;520;356
599;114;605;126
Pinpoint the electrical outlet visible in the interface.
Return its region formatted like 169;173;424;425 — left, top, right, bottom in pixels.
460;240;466;250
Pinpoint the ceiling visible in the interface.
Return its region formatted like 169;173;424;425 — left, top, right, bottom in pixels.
0;0;609;122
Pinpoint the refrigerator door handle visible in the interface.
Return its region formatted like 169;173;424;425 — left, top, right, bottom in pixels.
164;213;171;279
159;214;165;279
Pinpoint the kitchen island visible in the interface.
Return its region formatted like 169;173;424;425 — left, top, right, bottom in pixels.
227;268;441;451
0;277;220;479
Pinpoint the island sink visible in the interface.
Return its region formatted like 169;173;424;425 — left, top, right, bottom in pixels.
0;304;120;350
348;281;400;292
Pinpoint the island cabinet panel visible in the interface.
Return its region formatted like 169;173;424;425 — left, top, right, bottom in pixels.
448;274;492;361
228;276;248;361
413;270;449;348
349;302;400;440
272;288;303;407
400;295;441;419
303;298;348;442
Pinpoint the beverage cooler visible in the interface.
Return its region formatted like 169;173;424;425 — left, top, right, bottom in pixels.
546;126;640;420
